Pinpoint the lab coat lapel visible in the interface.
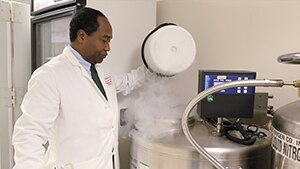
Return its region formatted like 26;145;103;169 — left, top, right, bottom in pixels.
63;47;109;103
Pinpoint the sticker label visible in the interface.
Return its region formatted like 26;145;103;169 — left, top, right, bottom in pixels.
272;127;300;163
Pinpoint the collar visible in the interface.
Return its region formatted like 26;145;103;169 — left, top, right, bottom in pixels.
68;45;91;74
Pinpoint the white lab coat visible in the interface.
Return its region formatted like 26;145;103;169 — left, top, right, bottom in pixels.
12;46;146;169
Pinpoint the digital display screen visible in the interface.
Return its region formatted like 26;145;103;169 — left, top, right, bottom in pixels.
198;70;256;118
204;75;255;95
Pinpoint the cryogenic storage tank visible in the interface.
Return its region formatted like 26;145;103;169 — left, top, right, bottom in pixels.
272;52;300;168
130;119;272;169
272;100;300;169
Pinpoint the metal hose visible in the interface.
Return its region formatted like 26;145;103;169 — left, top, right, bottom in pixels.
181;79;287;169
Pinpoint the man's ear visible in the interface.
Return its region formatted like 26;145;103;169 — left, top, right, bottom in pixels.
77;29;86;43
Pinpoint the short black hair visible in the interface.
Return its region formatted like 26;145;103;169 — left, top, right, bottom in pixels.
69;7;106;42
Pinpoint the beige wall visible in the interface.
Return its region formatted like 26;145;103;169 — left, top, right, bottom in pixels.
157;0;300;110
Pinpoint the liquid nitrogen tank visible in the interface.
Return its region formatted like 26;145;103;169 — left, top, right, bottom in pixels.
130;118;272;169
272;100;300;168
271;52;300;169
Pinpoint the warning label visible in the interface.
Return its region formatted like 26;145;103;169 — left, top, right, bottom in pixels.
272;128;300;163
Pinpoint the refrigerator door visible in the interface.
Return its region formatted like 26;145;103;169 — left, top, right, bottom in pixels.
31;5;80;71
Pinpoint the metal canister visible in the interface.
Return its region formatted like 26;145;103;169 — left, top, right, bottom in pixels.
130;119;271;169
272;100;300;168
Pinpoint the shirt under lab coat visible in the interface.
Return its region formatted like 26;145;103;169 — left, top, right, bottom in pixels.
12;46;146;169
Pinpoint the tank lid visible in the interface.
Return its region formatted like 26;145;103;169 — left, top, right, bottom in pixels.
141;23;196;77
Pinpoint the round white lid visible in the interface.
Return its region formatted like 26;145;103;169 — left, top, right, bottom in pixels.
143;25;196;76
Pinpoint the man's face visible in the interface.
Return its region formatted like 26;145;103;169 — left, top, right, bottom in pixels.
82;16;113;64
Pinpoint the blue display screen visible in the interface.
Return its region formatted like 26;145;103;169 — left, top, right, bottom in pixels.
204;75;255;95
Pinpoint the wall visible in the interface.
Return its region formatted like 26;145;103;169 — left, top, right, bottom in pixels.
157;0;300;110
87;0;156;74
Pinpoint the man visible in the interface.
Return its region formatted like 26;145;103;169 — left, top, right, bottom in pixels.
12;7;147;169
